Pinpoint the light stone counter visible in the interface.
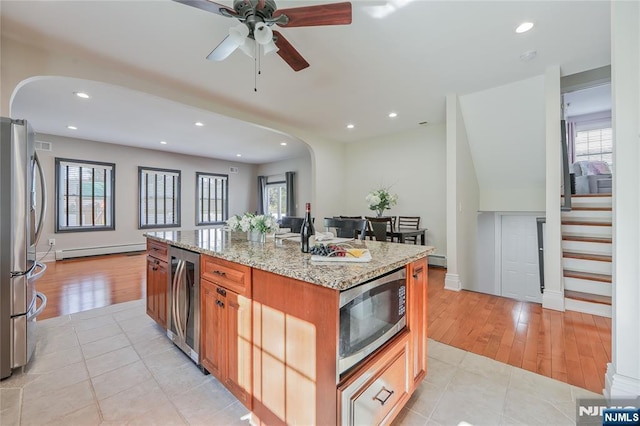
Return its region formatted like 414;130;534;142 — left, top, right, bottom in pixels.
145;228;435;290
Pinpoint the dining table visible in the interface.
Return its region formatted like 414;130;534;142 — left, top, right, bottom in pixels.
391;227;428;245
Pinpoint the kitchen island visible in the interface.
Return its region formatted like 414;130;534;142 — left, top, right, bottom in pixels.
145;228;435;425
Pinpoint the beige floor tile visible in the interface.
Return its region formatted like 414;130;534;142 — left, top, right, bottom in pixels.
81;333;131;360
209;401;251;426
98;378;170;422
116;313;156;332
126;402;188;425
85;346;140;378
21;379;95;425
403;380;445;419
35;328;80;356
459;351;513;386
91;360;153;401
47;402;103;426
427;340;467;366
152;359;211;397
0;388;22;425
20;362;89;399
142;346;193;375
503;387;574;425
24;345;84;374
171;379;238;424
36;315;72;330
509;366;573;405
132;333;175;359
113;306;148;323
70;306;114;321
393;407;429;426
424;357;458;387
76;323;123;345
125;322;167;345
0;370;42;389
72;314;118;333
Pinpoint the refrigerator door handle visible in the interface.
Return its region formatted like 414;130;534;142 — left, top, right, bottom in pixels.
30;292;48;319
28;262;47;281
33;151;47;247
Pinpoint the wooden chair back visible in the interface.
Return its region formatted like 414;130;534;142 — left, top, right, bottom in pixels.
365;217;395;242
323;218;367;240
397;216;420;229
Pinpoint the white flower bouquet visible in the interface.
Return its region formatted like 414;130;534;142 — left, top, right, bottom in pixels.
366;187;398;217
226;212;279;234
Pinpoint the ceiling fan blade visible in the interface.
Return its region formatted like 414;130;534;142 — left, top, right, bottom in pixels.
273;31;309;72
273;2;351;27
206;35;240;61
173;0;237;17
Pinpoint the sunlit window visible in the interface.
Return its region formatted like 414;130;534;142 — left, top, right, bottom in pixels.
139;167;180;229
196;172;228;225
55;158;115;232
266;181;287;220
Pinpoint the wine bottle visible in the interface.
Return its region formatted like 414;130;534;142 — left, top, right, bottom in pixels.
300;202;315;253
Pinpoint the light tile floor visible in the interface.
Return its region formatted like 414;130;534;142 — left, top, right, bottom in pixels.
0;300;601;425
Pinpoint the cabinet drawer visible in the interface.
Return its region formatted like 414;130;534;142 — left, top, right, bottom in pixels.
339;334;409;426
147;239;168;262
201;255;251;297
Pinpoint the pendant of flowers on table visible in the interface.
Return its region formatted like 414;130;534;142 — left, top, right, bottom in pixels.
366;187;398;217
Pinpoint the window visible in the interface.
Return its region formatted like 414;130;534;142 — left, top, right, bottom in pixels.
266;181;287;220
575;127;613;167
139;167;180;229
196;172;228;225
55;158;115;232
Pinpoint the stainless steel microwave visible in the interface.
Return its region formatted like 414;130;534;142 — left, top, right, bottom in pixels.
338;267;406;374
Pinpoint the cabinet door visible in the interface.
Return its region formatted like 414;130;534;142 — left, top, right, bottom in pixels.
155;259;168;328
225;291;252;408
146;256;168;329
201;279;225;378
409;258;428;389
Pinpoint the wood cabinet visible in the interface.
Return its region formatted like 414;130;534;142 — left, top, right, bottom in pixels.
146;240;168;328
200;255;252;409
408;257;428;389
338;332;410;425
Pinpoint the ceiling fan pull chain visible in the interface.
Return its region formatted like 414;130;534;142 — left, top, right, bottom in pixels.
254;39;258;92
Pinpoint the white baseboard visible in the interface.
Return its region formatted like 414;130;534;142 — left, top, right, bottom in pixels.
428;254;446;268
444;273;461;291
55;243;146;260
605;363;640;398
542;289;565;312
37;250;57;263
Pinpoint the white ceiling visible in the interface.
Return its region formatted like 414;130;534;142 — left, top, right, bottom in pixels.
1;0;611;163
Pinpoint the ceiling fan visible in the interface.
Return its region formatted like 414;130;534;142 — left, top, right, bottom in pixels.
174;0;352;71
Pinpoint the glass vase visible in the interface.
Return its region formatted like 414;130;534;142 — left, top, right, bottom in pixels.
247;230;266;243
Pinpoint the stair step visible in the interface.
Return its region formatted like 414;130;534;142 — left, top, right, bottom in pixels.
563;257;612;275
563;252;612;262
565;290;612;305
565;297;612;318
562;193;612;198
562;194;612;209
562;220;611;226
570;206;612;211
564;269;612;283
562;235;612;244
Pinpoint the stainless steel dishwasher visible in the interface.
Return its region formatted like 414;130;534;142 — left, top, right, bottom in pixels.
167;246;200;365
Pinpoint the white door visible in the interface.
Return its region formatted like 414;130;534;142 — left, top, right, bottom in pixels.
501;215;542;303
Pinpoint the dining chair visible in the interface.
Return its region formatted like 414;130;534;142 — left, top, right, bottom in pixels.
365;216;395;242
368;220;389;242
280;216;308;233
338;215;362;219
323;218;367;240
397;216;421;244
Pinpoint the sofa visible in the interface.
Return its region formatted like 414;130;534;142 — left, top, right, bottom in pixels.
571;160;612;194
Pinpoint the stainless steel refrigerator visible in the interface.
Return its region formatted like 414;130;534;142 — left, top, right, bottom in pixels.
0;117;48;380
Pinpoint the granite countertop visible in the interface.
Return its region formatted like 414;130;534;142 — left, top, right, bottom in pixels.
145;228;435;291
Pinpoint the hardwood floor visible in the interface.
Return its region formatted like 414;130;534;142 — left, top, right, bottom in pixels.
37;252;146;320
36;254;611;394
428;267;611;394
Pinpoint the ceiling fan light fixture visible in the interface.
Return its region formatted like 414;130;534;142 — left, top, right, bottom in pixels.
229;23;249;45
239;41;256;58
262;40;279;55
254;22;273;45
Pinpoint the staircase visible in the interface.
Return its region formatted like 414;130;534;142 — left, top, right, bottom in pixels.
561;194;612;318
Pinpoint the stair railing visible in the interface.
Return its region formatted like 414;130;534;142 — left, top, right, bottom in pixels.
561;119;572;211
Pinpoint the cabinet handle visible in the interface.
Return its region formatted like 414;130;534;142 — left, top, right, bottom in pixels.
373;386;394;406
152;266;158;271
213;270;227;278
216;287;227;297
216;300;225;308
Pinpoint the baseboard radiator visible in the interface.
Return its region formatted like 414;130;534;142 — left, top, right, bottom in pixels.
428;254;447;268
55;243;146;260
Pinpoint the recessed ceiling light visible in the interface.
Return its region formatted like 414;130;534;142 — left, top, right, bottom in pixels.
280;142;287;146
388;112;398;118
160;141;167;145
347;124;355;129
195;122;204;127
236;154;242;157
67;125;77;130
73;92;90;99
515;22;534;33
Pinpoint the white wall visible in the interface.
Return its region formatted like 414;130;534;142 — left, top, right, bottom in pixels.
256;151;313;218
607;0;640;398
459;75;546;212
34;133;255;256
475;212;497;295
343;125;447;257
446;94;480;291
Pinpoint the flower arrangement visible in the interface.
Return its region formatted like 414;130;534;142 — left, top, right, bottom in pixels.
226;212;279;234
366;187;398;217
